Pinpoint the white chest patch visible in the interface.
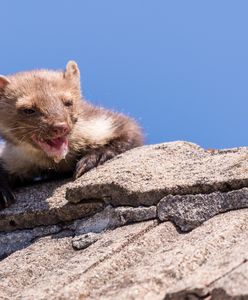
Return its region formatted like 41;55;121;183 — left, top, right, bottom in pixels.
76;116;115;145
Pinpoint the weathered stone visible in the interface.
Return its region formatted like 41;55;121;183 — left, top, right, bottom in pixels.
72;232;102;250
157;187;248;231
164;262;248;299
161;210;248;299
1;210;248;299
66;142;248;206
74;205;157;235
0;180;104;232
209;262;248;299
0;224;61;259
2;141;248;299
0;221;156;300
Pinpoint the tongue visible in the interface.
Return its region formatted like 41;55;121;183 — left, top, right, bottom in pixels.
47;137;69;163
47;137;67;149
35;136;69;163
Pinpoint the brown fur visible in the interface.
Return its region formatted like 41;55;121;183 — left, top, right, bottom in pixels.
0;61;143;209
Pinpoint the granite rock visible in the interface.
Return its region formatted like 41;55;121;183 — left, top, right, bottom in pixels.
74;205;157;235
157;187;248;231
0;224;61;259
66;142;248;206
1;210;248;299
72;232;102;250
1;141;248;299
0;179;104;232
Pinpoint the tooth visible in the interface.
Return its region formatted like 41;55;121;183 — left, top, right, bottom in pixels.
54;157;61;163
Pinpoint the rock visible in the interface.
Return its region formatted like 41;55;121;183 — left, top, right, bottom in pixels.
0;224;61;259
210;262;248;299
1;210;248;299
157;187;248;231
0;180;104;232
66;142;248;206
72;232;102;250
1;141;248;299
71;205;156;250
0;221;156;300
74;205;157;235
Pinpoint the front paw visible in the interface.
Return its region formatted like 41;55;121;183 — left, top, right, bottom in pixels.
74;149;116;179
0;186;16;210
74;153;99;179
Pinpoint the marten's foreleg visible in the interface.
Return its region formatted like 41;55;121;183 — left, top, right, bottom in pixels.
0;161;15;210
74;138;136;179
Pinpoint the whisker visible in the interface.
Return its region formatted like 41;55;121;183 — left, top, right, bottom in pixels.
17;128;41;146
2;126;35;133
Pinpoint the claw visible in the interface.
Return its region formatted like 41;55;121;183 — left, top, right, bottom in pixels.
0;163;15;210
0;189;16;210
74;149;117;180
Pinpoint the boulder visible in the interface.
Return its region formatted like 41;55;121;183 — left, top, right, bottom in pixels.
0;179;104;232
1;141;248;299
1;211;248;299
66;142;248;206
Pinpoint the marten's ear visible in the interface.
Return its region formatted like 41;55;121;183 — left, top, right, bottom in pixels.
64;61;80;82
0;75;10;90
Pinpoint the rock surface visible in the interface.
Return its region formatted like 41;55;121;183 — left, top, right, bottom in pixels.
72;232;102;250
0;180;104;232
66;142;248;206
74;205;157;235
1;211;248;299
0;224;61;259
1;141;248;299
71;205;156;249
157;187;248;231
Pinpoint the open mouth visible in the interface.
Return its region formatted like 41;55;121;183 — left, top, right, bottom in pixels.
32;135;69;163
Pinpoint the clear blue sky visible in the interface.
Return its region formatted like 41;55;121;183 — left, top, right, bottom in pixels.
1;1;248;149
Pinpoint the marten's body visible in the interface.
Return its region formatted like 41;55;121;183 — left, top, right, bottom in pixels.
0;61;143;209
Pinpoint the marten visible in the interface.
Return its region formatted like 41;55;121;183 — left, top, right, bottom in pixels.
0;61;143;210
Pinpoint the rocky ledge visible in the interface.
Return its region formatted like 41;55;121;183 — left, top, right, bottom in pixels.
1;141;248;299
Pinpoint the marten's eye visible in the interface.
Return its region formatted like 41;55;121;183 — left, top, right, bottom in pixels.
64;100;73;107
22;108;36;115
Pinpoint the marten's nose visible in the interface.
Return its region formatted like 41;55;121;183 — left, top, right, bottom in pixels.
51;122;69;136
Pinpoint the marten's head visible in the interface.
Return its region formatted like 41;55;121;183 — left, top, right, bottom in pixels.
0;61;82;162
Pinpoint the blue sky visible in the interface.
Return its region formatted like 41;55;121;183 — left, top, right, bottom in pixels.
1;1;248;149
